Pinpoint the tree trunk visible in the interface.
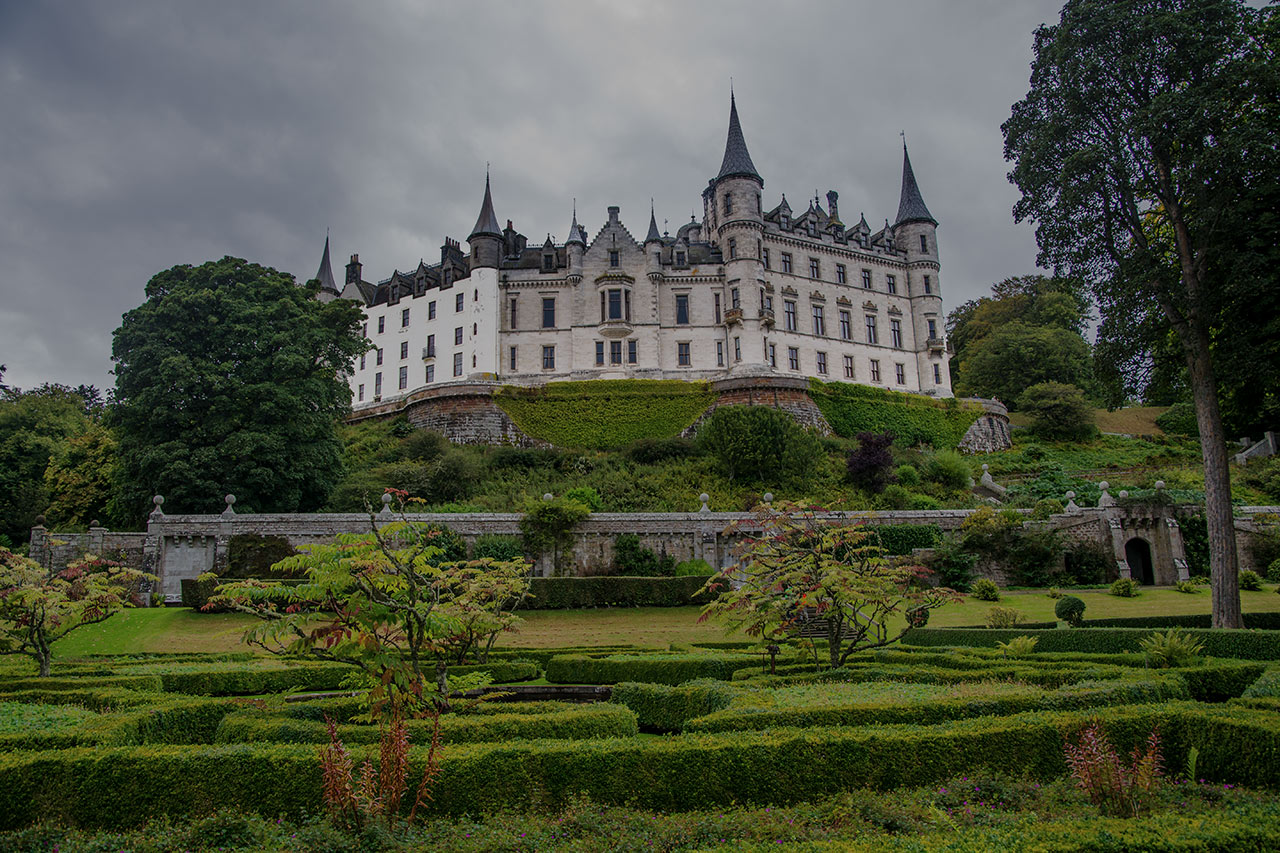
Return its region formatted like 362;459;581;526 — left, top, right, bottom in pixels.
37;650;51;678
434;660;451;713
1180;323;1242;628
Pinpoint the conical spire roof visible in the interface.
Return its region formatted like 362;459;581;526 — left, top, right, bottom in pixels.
315;235;339;294
566;203;586;245
645;202;662;243
469;173;502;239
716;93;762;183
895;144;936;226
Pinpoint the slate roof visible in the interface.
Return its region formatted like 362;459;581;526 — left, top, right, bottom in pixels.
469;174;503;239
716;93;762;183
895;144;936;226
314;236;339;295
645;205;662;243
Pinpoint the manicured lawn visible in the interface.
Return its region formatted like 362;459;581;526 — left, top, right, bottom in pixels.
49;585;1280;657
1004;406;1168;435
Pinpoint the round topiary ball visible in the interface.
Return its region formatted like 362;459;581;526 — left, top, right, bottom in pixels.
970;578;1001;602
1054;594;1086;627
1268;558;1280;584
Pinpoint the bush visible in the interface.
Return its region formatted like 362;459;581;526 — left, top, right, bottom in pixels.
971;578;1000;601
522;576;713;609
1064;541;1114;585
563;486;604;512
1154;401;1199;436
1055;595;1086;627
1110;578;1139;598
808;380;983;447
1031;498;1065;520
902;627;1280;662
871;525;942;556
1175;580;1199;594
927;542;976;591
674;559;714;577
985;606;1026;629
924;450;971;492
612;534;676;577
1267;559;1280;583
1017;382;1098;441
846;432;896;494
695;405;820;486
624;436;698;465
398;429;448;462
1239;570;1262;592
225;535;296;579
486;446;560;470
471;535;524;562
1140;629;1204;668
996;636;1039;657
895;464;920;487
610;680;736;733
545;653;757;685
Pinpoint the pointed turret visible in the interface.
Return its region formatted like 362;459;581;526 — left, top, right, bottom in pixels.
895;143;936;226
314;235;340;301
716;93;762;184
469;173;503;270
566;203;586;246
645;202;662;244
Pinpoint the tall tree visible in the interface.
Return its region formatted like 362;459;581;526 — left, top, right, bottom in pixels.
1003;0;1279;627
0;385;92;544
111;257;368;521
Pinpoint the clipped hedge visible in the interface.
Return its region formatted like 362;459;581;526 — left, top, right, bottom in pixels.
868;524;942;556
0;675;164;693
6;703;1277;828
1080;612;1280;630
146;663;354;696
610;680;736;733
493;379;716;449
685;676;1187;733
214;702;637;746
903;626;1280;661
808;380;983;447
0;696;231;750
523;576;713;609
546;653;760;685
447;661;540;683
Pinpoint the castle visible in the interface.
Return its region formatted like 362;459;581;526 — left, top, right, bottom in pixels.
317;95;953;408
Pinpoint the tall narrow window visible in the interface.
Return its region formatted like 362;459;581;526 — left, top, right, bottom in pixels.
928;319;938;339
768;343;777;368
376;348;383;366
426;365;435;383
676;250;686;266
627;340;637;364
731;288;740;309
675;293;690;325
788;347;799;370
924;275;933;294
861;269;872;289
716;341;724;366
360;354;366;370
542;297;555;328
816;352;828;375
836;264;847;284
454;327;463;346
542;345;555;369
933;363;942;384
398;366;408;389
890;318;902;348
377;316;386;334
895;363;906;385
428;301;437;320
595;341;605;366
401;308;410;327
609;250;619;267
509;298;518;329
781;253;793;274
453;352;463;377
865;315;878;345
426;334;435;358
734;337;741;362
610;340;622;364
870;359;881;382
374;373;382;396
843;355;854;378
509;346;517;371
839;310;851;340
608;289;624;320
542;252;555;272
784;300;797;331
714;292;722;323
678;342;691;366
920;234;928;252
728;237;737;259
456;292;464;312
887;275;897;295
809;258;820;279
358;384;364;402
723;193;733;215
762;248;771;269
812;304;825;336
400;341;408;360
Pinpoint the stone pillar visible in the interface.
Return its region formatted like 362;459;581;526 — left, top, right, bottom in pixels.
28;520;48;569
1108;515;1131;580
87;521;105;555
1165;516;1190;582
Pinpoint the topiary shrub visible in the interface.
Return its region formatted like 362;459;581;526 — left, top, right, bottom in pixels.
1054;595;1086;627
905;604;931;628
971;578;1001;601
1239;570;1263;592
1110;577;1139;598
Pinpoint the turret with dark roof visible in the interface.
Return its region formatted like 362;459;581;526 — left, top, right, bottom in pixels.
716;93;762;185
895;143;936;226
314;235;340;301
469;173;503;269
645;202;662;244
469;173;503;239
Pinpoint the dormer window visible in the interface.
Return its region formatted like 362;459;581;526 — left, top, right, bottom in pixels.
542;253;555;272
675;251;686;266
781;214;789;230
807;221;817;237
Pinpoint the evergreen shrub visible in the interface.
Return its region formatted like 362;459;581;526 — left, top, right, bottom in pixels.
522;576;713;609
545;653;758;685
610;680;736;732
1054;595;1086;626
970;578;1000;601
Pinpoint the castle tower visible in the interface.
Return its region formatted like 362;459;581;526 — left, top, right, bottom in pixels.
893;143;950;396
466;174;503;377
713;93;767;372
313;234;341;302
644;202;664;283
566;203;585;284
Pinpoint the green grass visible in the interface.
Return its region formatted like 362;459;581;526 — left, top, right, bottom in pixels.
45;587;1280;658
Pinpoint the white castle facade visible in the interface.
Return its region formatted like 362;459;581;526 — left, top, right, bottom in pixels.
317;96;953;407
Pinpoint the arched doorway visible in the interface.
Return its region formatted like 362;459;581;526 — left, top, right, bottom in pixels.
1125;537;1155;585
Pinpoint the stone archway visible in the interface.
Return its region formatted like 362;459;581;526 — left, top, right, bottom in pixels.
1125;537;1155;586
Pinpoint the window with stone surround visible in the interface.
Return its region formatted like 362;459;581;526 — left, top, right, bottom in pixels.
734;336;741;362
809;258;820;279
509;346;517;371
678;342;691;367
843;355;854;378
839;310;851;340
542;345;555;369
376;348;383;366
887;275;897;295
762;248;771;269
398;366;408;390
596;341;605;366
816;351;828;375
377;316;385;334
861;269;871;289
728;237;737;259
374;373;382;396
781;252;793;274
610;340;622;364
676;293;690;325
400;341;408;360
865;315;878;345
426;334;435;358
895;363;906;385
933;363;941;384
628;340;637;363
788;346;799;370
784;300;797;331
836;264;846;284
426;365;435;383
456;292;464;312
358;384;364;402
870;359;880;382
428;300;436;320
454;327;463;346
716;340;724;366
542;297;555;328
509;298;517;329
401;308;410;327
890;318;902;349
812;304;826;336
924;275;933;294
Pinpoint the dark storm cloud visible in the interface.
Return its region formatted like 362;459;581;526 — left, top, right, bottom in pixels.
0;0;1063;391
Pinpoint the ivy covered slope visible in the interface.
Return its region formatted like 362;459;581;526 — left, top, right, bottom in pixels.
809;380;984;447
493;380;716;450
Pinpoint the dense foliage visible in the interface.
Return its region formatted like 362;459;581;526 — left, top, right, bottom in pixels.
493;379;715;449
1017;382;1097;441
695;405;820;486
809;380;982;447
111;257;367;521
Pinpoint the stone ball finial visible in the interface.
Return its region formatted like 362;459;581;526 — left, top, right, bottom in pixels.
1154;480;1166;490
699;493;710;504
90;519;100;528
1065;491;1076;500
543;493;554;502
34;515;46;527
153;495;164;507
225;494;236;507
1098;481;1109;491
381;493;393;505
982;464;989;472
762;493;774;503
1119;490;1129;499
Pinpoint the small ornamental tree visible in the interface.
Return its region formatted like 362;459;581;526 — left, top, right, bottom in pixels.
210;509;531;717
845;432;896;494
699;503;960;669
0;548;153;676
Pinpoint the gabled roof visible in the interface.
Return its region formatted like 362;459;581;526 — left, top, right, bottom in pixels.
716;93;762;184
895;144;936;226
469;174;502;239
314;236;339;295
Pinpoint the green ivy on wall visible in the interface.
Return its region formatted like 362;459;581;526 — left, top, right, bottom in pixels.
809;380;983;448
494;380;716;450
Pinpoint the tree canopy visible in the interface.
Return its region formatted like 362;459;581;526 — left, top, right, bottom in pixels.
111;257;368;521
1003;0;1279;627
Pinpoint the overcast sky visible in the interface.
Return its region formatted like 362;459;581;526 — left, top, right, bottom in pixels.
0;0;1066;392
